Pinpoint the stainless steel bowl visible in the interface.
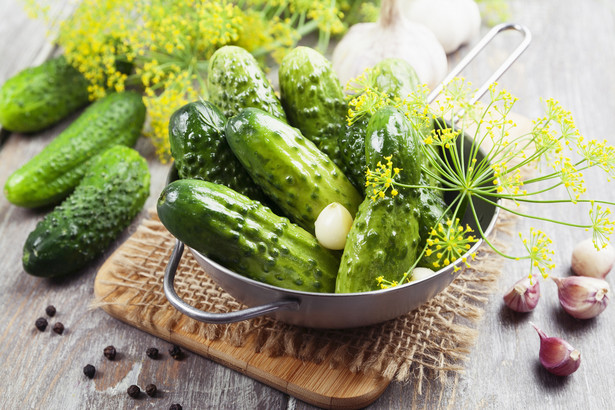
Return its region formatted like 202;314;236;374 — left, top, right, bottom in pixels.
163;133;500;329
162;23;530;329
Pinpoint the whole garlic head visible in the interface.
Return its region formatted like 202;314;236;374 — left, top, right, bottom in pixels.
332;0;448;90
403;0;481;54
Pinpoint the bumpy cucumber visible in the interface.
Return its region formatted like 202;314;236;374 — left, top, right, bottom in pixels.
0;56;90;133
157;179;339;293
22;146;150;277
336;107;423;293
371;58;421;100
207;46;286;121
338;58;423;193
279;47;347;168
4;91;146;208
225;108;362;233
168;100;266;202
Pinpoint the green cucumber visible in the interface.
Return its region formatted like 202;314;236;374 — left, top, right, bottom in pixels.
279;47;347;168
338;58;423;193
22;146;150;277
207;46;286;121
4;91;146;208
168;100;266;202
157;179;339;293
336;107;423;293
0;56;90;133
225;108;362;233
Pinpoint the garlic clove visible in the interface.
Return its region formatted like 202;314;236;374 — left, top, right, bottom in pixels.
314;202;354;250
410;267;436;282
571;237;615;278
552;276;610;319
502;276;540;312
531;323;581;377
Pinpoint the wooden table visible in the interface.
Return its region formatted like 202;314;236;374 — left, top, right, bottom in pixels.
1;0;614;408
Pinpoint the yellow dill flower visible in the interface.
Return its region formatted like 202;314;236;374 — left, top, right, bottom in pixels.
365;155;402;201
588;201;614;249
425;219;478;271
519;228;555;279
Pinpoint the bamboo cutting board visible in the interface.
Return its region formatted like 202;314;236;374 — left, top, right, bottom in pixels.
94;243;391;410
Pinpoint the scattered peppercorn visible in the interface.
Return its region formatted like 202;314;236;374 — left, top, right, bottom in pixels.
146;347;159;359
52;322;64;335
35;317;48;331
127;384;140;398
145;383;157;397
83;364;96;379
168;345;182;360
45;305;56;317
169;404;182;410
103;345;117;360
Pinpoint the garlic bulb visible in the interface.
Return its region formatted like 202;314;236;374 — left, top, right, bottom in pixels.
531;323;581;377
410;267;436;281
332;0;447;90
502;276;540;312
571;237;615;278
552;276;610;319
403;0;481;54
314;202;353;250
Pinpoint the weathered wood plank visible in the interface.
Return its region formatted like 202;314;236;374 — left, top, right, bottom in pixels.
1;0;615;408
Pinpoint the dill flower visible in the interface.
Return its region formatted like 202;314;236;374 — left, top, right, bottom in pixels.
26;0;374;161
348;66;615;286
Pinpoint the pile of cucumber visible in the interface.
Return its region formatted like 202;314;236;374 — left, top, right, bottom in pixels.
1;58;151;278
158;45;449;294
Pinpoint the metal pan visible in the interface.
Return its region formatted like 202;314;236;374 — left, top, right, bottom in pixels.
163;23;532;329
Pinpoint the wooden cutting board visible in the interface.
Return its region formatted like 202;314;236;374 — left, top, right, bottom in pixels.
94;240;391;410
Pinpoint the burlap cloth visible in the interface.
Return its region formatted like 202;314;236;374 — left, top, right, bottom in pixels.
93;206;516;394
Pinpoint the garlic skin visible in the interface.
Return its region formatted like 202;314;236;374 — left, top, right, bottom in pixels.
502;276;540;312
403;0;481;54
552;276;610;319
531;323;581;377
332;0;447;90
410;267;436;282
571;238;615;278
314;202;353;250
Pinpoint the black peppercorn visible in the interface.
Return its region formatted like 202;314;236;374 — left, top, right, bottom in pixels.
146;347;159;359
145;383;157;397
103;345;117;360
83;364;96;379
45;305;56;317
168;345;182;360
127;384;140;398
169;404;182;410
52;322;64;335
35;317;48;331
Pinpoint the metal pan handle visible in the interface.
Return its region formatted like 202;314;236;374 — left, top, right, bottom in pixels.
427;22;532;105
163;240;300;324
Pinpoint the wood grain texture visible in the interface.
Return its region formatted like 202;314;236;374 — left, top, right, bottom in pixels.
1;0;615;409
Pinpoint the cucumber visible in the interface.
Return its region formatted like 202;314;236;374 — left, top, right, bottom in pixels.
168;100;266;202
225;108;362;233
338;58;423;194
207;46;286;121
371;58;421;100
0;56;90;133
279;47;347;169
336;107;423;293
157;179;339;293
4;91;146;208
22;146;150;277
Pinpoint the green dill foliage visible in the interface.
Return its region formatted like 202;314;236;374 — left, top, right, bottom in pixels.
24;0;378;161
348;67;615;286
